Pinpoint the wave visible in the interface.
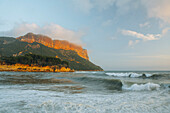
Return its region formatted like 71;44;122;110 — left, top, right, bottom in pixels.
123;82;160;91
148;74;170;79
105;72;170;79
105;72;152;78
75;77;123;90
75;76;167;92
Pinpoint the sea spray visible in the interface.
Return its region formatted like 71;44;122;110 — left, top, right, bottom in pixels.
123;82;160;91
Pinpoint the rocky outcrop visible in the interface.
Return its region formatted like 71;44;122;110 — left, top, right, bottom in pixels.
25;44;40;49
17;33;89;60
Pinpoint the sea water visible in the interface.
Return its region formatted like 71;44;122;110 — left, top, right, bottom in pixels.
0;71;170;113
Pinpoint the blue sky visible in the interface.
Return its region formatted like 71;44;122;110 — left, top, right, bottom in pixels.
0;0;170;70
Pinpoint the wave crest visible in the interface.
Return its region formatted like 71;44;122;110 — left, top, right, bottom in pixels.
105;72;152;78
123;83;160;91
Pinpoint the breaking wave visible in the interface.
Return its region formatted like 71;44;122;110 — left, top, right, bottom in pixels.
105;72;152;77
123;82;161;91
105;72;170;79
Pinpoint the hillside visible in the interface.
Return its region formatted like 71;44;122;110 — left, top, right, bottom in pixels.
0;36;103;71
17;33;89;60
0;53;73;72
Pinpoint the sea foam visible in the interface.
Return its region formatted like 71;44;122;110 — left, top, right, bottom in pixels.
105;72;152;78
123;83;160;91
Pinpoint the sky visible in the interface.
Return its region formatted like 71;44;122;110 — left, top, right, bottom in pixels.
0;0;170;71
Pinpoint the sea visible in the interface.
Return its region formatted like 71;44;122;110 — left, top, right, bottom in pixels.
0;71;170;113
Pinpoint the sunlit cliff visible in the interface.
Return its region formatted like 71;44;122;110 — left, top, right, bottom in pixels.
17;33;89;60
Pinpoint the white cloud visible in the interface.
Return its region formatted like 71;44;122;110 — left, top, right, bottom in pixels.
141;0;170;23
122;30;161;41
139;22;150;28
122;28;170;46
0;23;84;45
128;40;140;46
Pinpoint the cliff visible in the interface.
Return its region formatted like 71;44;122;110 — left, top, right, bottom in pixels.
17;33;89;60
0;36;103;71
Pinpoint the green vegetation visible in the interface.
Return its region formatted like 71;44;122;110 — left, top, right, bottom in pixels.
0;37;103;71
2;53;69;67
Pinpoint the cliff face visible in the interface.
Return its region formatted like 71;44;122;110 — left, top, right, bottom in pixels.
17;33;89;60
0;36;103;71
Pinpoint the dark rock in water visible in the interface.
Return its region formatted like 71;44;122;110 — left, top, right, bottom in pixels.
142;74;146;78
129;74;131;77
139;74;146;79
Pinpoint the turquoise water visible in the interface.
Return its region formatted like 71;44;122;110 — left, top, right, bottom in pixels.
0;71;170;113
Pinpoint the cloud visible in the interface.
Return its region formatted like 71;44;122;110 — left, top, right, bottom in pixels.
116;0;170;23
72;0;140;16
128;40;140;46
139;22;150;28
0;23;84;45
72;0;170;24
72;0;116;13
122;28;170;46
72;0;93;13
122;30;161;41
141;0;170;23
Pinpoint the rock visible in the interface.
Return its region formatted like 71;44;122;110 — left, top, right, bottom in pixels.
17;33;89;60
142;74;146;78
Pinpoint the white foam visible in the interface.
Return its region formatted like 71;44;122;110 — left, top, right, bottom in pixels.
105;72;152;78
123;83;160;91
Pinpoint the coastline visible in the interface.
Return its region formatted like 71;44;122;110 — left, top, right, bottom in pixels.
0;64;74;72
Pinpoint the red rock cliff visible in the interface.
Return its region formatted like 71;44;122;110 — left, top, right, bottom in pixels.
17;33;89;60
